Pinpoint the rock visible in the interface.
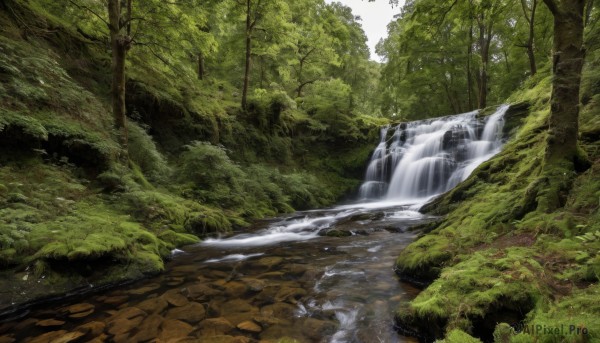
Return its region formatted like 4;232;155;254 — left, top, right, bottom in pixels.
219;299;257;315
161;290;190;307
14;318;37;331
185;283;221;300
284;264;307;277
166;276;185;286
257;272;285;280
137;297;169;314
102;295;129;305
128;283;160;295
242;278;265;292
275;287;307;304
300;318;337;340
158;319;194;341
0;336;15;343
223;312;256;327
324;229;352;237
199;335;251;343
165;302;206;323
260;303;297;318
83;334;108;343
253;257;283;270
172;265;199;273
26;330;67;343
36;319;65;327
63;303;94;314
237;321;262;333
68;309;94;319
130;314;163;342
253;285;281;305
252;315;288;327
198;317;234;337
221;281;247;297
76;321;105;336
47;331;85;343
106;307;147;336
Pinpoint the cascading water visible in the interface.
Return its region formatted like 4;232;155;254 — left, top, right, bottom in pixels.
359;104;508;202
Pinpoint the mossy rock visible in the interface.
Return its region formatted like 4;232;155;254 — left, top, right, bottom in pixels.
394;234;452;286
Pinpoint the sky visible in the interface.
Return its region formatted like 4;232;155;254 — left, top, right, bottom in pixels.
324;0;404;61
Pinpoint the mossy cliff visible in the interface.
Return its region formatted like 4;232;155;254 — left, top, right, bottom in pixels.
394;65;600;341
0;1;381;314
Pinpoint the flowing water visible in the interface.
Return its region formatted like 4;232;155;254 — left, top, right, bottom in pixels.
0;106;508;343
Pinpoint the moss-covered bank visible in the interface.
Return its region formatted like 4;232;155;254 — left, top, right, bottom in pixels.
394;65;600;341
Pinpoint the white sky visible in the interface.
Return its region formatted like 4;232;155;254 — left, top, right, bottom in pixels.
325;0;404;61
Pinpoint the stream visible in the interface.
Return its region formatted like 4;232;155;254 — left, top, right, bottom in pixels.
0;202;432;343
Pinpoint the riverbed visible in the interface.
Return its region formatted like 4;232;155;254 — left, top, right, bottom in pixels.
0;203;432;343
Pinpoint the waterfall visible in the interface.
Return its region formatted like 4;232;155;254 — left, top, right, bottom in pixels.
359;105;508;202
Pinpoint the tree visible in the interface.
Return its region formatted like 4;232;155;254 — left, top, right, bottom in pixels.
536;0;587;211
519;0;539;75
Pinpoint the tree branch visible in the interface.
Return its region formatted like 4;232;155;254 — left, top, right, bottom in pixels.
68;0;109;27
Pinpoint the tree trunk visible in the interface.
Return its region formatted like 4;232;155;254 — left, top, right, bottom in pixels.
521;0;538;75
198;51;205;80
535;0;586;211
241;0;252;110
108;0;129;152
467;21;474;111
477;16;490;109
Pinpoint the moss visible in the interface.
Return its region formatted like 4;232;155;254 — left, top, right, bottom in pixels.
395;234;452;284
397;249;540;340
436;329;483;343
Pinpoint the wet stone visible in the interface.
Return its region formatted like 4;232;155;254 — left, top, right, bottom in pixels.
185;283;221;300
275;287;307;304
75;321;105;336
106;307;147;336
252;315;288;327
220;299;257;315
165;302;206;323
102;295;129;305
237;321;262;333
161;290;190;307
0;336;15;343
26;330;67;343
198;317;234;337
222;281;248;297
260;303;297;318
254;257;283;270
130;314;162;342
128;283;160;295
137;296;169;314
158;319;194;341
223;312;257;326
202;335;251;343
299;318;337;340
242;278;265;292
36;319;65;327
62;303;94;315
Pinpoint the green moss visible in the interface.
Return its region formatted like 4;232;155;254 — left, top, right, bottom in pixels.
397;249;540;338
436;329;483;343
395;234;452;281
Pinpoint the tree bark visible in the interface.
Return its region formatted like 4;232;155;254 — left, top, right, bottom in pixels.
198;51;205;80
477;13;493;109
467;19;474;111
108;0;130;152
536;0;586;211
521;0;538;75
241;0;252;110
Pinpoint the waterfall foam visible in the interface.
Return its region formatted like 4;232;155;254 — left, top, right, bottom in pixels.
359;105;508;202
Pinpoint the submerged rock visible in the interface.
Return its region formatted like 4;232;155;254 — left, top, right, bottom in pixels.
237;320;262;333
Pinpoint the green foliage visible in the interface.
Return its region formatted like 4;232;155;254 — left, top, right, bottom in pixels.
127;121;171;182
